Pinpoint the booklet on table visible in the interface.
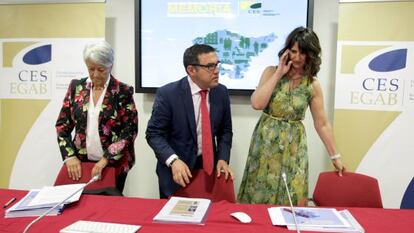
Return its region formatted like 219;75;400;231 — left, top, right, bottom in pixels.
153;196;211;224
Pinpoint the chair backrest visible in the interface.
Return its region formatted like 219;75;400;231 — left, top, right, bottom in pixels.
54;162;118;192
172;169;236;203
313;171;383;208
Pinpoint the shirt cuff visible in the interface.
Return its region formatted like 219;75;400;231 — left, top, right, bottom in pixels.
166;154;179;167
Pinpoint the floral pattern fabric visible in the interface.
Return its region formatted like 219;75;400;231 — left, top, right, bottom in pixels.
238;75;313;205
55;76;138;174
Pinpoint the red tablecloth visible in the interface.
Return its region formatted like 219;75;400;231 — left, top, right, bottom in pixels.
1;189;413;233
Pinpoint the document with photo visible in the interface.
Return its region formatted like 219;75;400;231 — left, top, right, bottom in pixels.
268;207;364;232
153;197;211;224
269;207;349;228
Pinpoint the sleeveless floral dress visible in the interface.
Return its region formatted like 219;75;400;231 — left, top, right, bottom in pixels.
238;75;313;205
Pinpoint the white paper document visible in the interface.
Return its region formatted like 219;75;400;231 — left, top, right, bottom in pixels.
60;220;141;233
5;190;64;218
268;207;364;232
153;197;211;224
28;183;85;206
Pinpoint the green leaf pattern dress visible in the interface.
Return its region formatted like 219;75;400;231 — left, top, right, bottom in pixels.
238;75;313;205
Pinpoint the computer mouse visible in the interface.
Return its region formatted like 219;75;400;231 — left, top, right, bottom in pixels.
230;211;252;223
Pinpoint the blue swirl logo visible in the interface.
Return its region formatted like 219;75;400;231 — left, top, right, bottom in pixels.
22;44;51;65
368;49;407;72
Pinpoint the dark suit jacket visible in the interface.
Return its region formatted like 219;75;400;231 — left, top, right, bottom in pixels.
55;76;138;179
146;77;233;197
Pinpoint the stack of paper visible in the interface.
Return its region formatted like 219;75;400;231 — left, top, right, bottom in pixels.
5;190;64;218
268;207;364;233
5;183;85;218
60;220;141;233
153;197;211;224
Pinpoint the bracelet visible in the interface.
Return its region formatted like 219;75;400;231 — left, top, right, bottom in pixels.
169;157;179;167
330;153;341;161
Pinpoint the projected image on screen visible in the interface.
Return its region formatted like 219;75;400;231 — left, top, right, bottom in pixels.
193;30;276;80
136;0;311;94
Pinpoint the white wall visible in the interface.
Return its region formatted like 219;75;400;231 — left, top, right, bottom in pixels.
106;0;338;198
310;0;340;194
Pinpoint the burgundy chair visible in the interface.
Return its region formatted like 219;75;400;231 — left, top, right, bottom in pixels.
312;171;383;208
172;169;236;203
54;162;120;195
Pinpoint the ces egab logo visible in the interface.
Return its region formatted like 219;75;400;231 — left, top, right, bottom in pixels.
2;42;51;96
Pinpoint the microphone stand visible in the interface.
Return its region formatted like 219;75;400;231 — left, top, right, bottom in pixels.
22;175;100;233
282;172;300;233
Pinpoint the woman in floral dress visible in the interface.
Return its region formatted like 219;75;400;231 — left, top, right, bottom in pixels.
56;41;138;193
238;27;344;205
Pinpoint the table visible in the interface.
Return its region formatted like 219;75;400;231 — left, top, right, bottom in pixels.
1;189;413;233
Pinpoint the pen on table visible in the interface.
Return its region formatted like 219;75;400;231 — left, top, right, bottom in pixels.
283;207;310;218
3;197;17;208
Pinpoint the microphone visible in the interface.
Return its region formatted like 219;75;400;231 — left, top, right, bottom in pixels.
282;172;300;233
22;174;100;233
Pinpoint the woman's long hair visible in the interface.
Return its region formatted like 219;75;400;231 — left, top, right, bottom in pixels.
278;26;322;80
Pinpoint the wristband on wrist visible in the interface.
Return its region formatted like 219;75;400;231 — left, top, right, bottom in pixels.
169;157;179;167
330;153;341;161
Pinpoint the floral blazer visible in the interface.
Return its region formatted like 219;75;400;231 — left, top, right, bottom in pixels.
55;76;138;174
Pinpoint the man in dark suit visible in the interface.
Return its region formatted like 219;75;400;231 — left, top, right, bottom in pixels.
146;44;234;198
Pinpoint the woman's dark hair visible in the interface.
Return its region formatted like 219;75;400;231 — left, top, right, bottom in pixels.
278;26;321;79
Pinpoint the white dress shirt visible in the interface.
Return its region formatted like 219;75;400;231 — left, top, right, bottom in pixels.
86;77;110;161
165;76;210;166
